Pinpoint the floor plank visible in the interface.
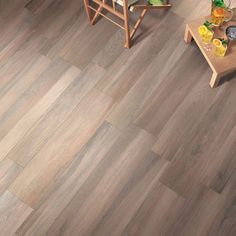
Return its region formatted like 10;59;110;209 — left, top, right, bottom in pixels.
164;185;226;236
159;80;236;197
0;64;78;161
0;55;51;118
0;191;33;236
16;122;122;236
46;126;167;236
123;182;185;236
7;63;103;167
0;159;22;196
0;58;69;141
9;88;113;208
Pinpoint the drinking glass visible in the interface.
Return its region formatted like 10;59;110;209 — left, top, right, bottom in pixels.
213;39;228;57
198;25;214;50
211;0;234;26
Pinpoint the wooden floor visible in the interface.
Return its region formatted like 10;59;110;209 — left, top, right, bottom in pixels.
0;0;236;235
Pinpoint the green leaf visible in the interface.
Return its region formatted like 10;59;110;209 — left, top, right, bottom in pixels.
203;21;214;32
222;39;228;46
213;0;226;8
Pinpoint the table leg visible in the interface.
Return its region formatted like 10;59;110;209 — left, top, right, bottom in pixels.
184;26;193;43
210;72;220;88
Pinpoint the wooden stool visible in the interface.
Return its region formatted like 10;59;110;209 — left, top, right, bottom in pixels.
83;0;171;48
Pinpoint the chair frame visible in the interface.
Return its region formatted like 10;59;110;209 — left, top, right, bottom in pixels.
83;0;171;48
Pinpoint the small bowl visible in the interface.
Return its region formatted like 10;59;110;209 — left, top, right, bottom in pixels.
226;26;236;41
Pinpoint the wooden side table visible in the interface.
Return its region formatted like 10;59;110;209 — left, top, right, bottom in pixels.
184;18;236;88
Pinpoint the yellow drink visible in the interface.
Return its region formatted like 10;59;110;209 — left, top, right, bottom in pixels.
215;45;227;57
213;39;228;57
202;31;214;44
211;7;225;26
198;25;214;44
211;0;234;26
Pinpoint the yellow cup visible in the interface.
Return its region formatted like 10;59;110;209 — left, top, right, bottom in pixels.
213;39;228;57
198;25;214;44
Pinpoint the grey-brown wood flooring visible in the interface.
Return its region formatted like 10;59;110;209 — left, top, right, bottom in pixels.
0;0;236;235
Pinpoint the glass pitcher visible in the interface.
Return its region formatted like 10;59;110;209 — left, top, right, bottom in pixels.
211;0;234;26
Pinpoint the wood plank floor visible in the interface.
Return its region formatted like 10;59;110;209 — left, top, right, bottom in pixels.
0;0;236;235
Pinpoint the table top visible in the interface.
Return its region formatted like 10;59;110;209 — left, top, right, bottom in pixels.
187;18;236;76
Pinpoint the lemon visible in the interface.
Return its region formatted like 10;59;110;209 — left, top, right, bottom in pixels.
198;25;208;35
213;39;222;47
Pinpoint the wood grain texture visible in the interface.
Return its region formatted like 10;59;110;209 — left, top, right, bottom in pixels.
0;58;69;141
159;81;236;197
7;63;103;167
0;191;33;236
46;126;166;236
0;55;51;118
9;88;113;208
164;184;226;236
16;122;122;236
151;69;218;161
123;182;185;236
0;0;235;235
97;11;183;102
0;159;22;196
0;64;78;161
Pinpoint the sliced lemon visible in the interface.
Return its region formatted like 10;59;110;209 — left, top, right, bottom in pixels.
213;39;222;47
198;25;208;35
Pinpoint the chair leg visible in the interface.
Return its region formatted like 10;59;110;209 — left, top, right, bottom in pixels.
123;0;131;48
83;0;92;24
130;9;147;40
91;5;103;25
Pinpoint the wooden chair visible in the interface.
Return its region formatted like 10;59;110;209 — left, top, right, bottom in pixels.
83;0;171;48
